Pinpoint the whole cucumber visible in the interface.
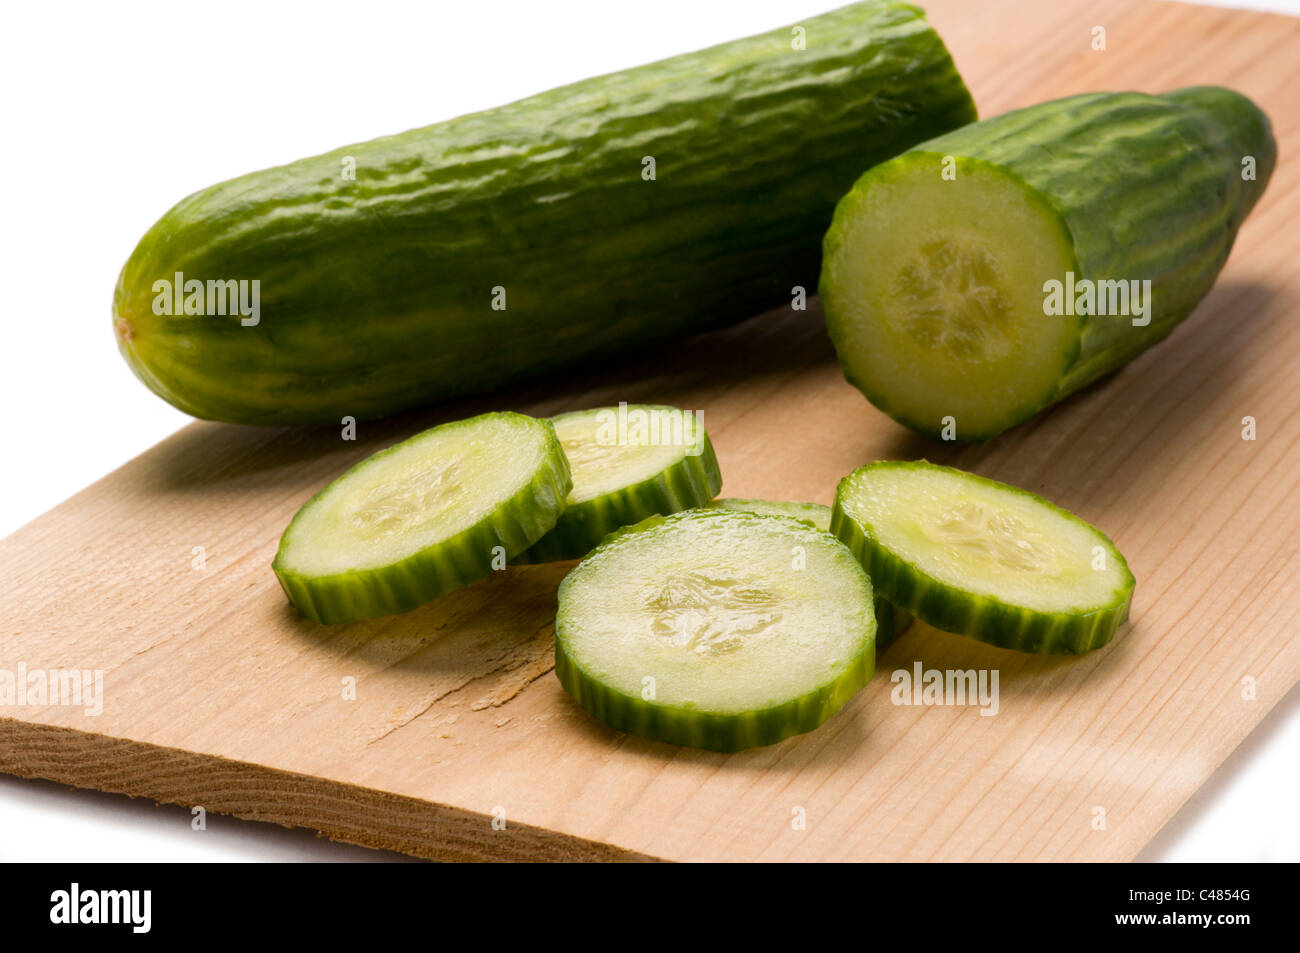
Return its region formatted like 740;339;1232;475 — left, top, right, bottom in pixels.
113;1;976;425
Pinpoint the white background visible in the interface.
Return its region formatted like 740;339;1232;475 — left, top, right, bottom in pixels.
0;0;1297;861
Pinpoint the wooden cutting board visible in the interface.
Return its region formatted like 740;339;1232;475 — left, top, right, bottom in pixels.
3;0;1299;862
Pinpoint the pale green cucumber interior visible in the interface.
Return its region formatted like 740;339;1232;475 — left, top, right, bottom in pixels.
711;498;832;533
279;415;549;577
824;155;1081;438
553;406;702;504
560;511;874;714
840;464;1127;612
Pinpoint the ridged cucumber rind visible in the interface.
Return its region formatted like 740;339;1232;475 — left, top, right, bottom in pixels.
555;639;874;753
831;461;1134;654
514;409;723;564
555;509;877;752
708;497;914;645
273;412;571;624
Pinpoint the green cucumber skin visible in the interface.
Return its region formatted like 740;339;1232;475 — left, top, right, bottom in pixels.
514;435;722;564
555;638;874;753
709;498;834;532
875;596;914;647
113;2;976;425
831;461;1135;655
273;413;571;624
822;86;1276;442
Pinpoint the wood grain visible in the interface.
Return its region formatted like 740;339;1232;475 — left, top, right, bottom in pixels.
3;0;1299;861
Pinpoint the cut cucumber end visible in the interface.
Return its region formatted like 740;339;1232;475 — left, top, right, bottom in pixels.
273;412;571;623
820;153;1082;442
555;509;877;751
515;405;722;563
833;461;1134;654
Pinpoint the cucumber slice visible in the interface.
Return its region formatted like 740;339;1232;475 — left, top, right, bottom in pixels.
832;461;1134;654
710;497;914;645
273;412;571;624
555;509;877;751
514;405;721;563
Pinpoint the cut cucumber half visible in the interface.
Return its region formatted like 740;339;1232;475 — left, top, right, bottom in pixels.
832;461;1134;654
709;497;913;645
274;412;571;623
514;405;721;563
820;89;1275;442
555;509;877;751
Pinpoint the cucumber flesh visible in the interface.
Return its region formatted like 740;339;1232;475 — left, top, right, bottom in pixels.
832;461;1134;654
273;412;570;623
516;405;721;563
709;497;913;645
556;509;877;751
